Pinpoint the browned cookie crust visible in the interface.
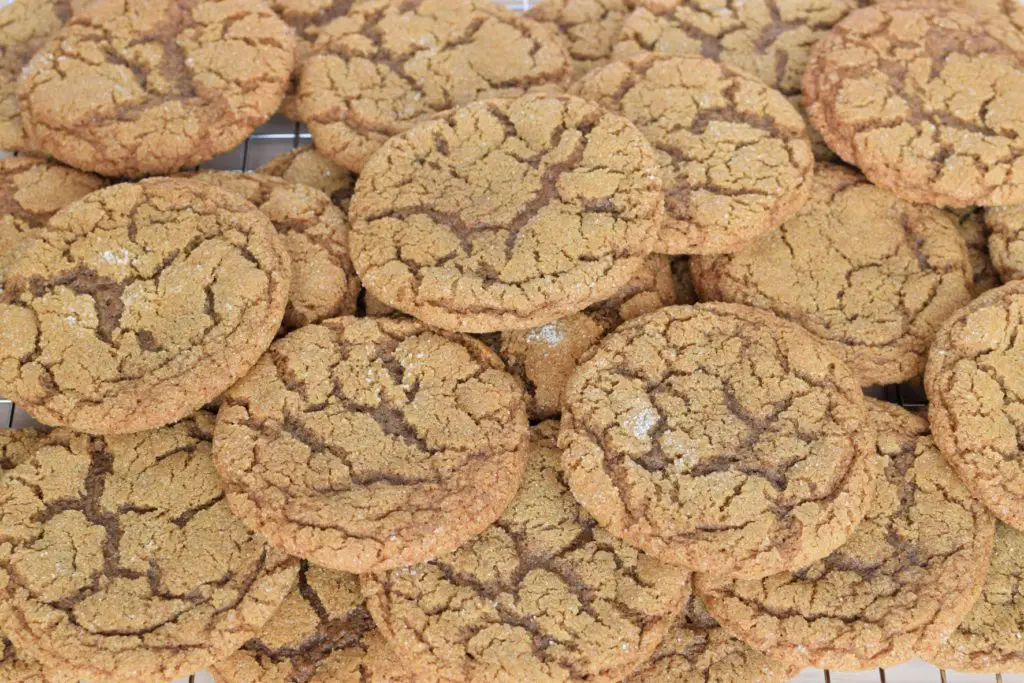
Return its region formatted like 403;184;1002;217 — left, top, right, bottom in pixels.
0;177;291;435
558;303;878;579
574;53;813;255
260;146;357;208
691;163;974;387
954;208;999;294
363;421;691;682
984;204;1024;282
697;400;995;670
803;2;1024;206
18;0;296;177
0;412;299;682
350;93;664;333
297;0;572;172
213;315;530;574
527;0;633;77
926;280;1024;530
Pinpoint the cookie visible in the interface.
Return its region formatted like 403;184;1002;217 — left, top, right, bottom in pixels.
943;0;1024;30
0;177;291;435
350;93;664;333
362;421;691;682
190;171;360;329
260;146;356;208
671;257;697;305
212;562;415;683
212;315;530;573
558;303;878;579
297;0;572;172
928;522;1024;672
17;0;296;177
954;208;999;294
984;204;1024;282
573;53;813;255
0;412;299;681
624;595;798;683
925;279;1024;530
526;0;633;77
690;163;974;387
803;2;1024;206
498;254;676;420
697;399;996;670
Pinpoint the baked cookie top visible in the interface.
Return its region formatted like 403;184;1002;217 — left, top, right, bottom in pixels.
260;146;356;208
984;204;1024;283
527;0;633;77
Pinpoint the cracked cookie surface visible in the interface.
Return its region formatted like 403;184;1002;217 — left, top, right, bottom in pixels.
558;303;878;579
925;280;1024;530
191;171;360;330
212;315;530;573
574;53;813;255
955;208;999;294
297;0;572;172
690;163;973;387
363;420;691;683
498;254;676;421
350;93;664;333
0;177;291;435
983;204;1024;282
697;399;995;670
18;0;296;177
527;0;632;77
0;412;299;682
260;146;357;209
803;2;1024;206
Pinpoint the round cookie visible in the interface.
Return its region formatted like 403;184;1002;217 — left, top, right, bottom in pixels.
697;399;996;670
925;279;1024;530
690;163;974;387
558;303;878;579
17;0;296;177
191;171;360;329
260;146;356;208
573;53;813;255
624;596;798;683
362;420;691;682
498;254;676;420
928;522;1024;672
803;2;1024;206
955;208;999;293
984;204;1024;282
0;177;291;435
212;315;530;573
526;0;633;78
0;412;299;682
297;0;572;172
349;93;664;333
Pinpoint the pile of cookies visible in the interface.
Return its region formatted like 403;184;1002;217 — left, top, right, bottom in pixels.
4;0;1024;681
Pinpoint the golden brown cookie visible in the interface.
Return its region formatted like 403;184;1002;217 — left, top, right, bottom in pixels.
941;0;1024;29
0;428;44;470
260;145;356;208
297;0;572;172
212;562;415;683
350;93;664;333
955;208;999;293
18;0;296;177
928;521;1024;672
573;53;813;255
925;280;1024;530
690;163;974;387
984;204;1024;282
190;171;360;330
0;177;291;435
0;412;299;682
498;254;676;420
803;2;1024;206
213;315;530;573
527;0;633;77
697;399;996;670
625;595;798;683
559;303;878;579
363;420;691;682
671;257;697;305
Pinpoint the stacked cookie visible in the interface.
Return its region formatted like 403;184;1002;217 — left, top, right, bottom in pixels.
4;0;1024;680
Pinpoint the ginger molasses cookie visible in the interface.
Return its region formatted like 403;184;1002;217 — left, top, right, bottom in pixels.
0;177;291;435
527;0;633;77
0;412;299;682
260;146;356;208
926;279;1024;530
0;429;44;470
213;315;530;573
363;421;690;683
350;93;664;333
691;163;973;387
697;399;996;670
498;254;676;420
984;204;1024;282
955;208;999;293
574;53;813;255
18;0;296;177
191;171;360;329
559;303;878;579
625;596;798;683
804;2;1024;206
297;0;572;172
